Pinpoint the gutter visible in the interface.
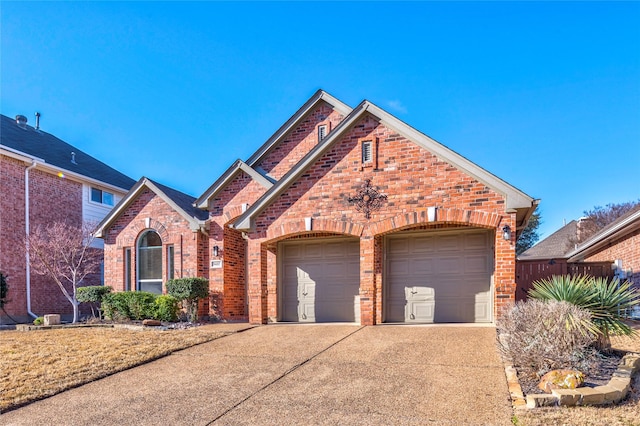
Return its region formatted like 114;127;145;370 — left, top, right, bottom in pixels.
25;160;38;319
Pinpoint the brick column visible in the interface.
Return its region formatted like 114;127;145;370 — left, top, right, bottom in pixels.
247;238;268;324
359;235;376;325
494;214;517;320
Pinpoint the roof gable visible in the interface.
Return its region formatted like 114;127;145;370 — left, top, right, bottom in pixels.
194;160;273;209
233;100;537;231
0;114;135;191
518;220;578;260
95;177;207;238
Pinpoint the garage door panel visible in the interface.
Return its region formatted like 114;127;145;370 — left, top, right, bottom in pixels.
386;230;493;323
411;236;436;253
281;238;360;323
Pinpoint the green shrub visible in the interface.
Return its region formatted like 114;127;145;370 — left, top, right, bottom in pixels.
166;277;209;322
0;272;9;309
153;295;180;322
33;316;44;326
529;274;640;350
498;299;597;377
102;291;157;321
77;286;112;319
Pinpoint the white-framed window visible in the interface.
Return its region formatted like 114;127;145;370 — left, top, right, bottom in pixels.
137;230;163;294
318;125;327;142
362;140;373;163
167;245;175;281
91;187;114;206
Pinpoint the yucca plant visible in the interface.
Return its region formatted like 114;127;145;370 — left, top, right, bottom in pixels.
529;274;640;351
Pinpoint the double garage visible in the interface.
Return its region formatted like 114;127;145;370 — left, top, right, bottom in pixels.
279;228;494;324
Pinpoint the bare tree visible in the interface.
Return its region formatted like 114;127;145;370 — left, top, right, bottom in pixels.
26;221;102;323
576;200;640;243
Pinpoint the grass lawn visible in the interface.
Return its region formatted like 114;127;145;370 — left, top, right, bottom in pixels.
512;323;640;426
0;324;236;412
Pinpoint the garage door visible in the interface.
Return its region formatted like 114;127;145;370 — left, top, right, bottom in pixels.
280;238;360;322
385;229;493;323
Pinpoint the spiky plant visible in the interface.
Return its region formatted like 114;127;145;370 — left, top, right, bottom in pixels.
529;274;640;351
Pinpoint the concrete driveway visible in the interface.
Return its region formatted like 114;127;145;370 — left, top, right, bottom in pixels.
0;325;513;426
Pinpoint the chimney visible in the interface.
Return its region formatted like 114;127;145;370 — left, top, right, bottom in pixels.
35;112;41;130
15;115;28;129
576;216;594;243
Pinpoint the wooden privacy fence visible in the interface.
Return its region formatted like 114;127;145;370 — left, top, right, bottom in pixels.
515;260;614;301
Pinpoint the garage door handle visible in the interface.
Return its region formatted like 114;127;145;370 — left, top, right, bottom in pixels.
410;290;418;295
302;292;308;296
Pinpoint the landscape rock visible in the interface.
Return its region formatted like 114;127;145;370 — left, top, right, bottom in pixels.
142;319;161;326
538;369;585;393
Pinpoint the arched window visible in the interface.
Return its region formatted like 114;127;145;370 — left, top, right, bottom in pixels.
137;230;163;294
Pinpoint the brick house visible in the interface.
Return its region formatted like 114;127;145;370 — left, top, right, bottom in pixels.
97;90;538;325
0;114;135;323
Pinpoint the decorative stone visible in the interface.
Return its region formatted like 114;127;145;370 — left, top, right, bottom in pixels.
612;366;634;378
620;355;640;369
142;319;161;326
551;389;581;406
538;370;585;393
44;314;61;326
596;385;623;403
577;387;605;405
526;394;557;408
608;377;631;394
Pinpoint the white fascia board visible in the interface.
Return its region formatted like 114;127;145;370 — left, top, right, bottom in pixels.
246;90;352;167
95;178;206;238
1;144;129;195
364;103;535;211
566;210;640;261
194;160;273;209
1;145;46;163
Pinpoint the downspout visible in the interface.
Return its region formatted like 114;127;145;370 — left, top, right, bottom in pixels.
25;160;38;318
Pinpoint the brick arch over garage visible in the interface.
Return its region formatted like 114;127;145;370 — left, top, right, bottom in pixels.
369;208;505;237
117;218;170;247
265;218;364;242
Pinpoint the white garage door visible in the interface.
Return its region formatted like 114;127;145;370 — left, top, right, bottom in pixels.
385;229;493;323
280;238;360;323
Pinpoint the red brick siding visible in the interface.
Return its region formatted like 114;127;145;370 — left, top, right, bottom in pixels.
0;156;94;321
0;155;28;320
256;102;345;180
584;229;640;287
103;189;207;312
246;115;516;324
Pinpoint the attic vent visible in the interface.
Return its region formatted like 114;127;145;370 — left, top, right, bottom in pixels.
15;115;28;129
362;141;373;163
71;152;77;164
318;125;327;142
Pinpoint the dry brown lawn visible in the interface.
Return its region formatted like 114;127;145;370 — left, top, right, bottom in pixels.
513;322;640;426
0;325;233;412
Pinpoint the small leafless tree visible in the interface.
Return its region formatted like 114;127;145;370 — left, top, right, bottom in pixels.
26;221;102;323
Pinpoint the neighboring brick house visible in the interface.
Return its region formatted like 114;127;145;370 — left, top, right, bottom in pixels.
565;208;640;288
0;114;135;323
98;90;538;325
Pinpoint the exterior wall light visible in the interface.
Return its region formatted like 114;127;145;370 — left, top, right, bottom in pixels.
213;245;219;257
502;225;512;241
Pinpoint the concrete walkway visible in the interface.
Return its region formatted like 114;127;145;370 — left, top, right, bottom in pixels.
1;325;513;426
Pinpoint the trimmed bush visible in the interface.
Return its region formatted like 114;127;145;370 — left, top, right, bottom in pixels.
154;295;180;322
102;291;157;321
77;286;112;319
166;278;209;322
498;299;597;377
33;316;44;326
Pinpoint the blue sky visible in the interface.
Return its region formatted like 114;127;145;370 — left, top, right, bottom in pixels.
2;1;639;240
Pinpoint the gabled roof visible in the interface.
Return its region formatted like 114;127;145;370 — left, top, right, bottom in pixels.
567;207;640;262
233;99;538;231
94;177;208;238
1;114;135;191
194;160;274;209
518;220;578;261
245;89;352;167
194;90;351;209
